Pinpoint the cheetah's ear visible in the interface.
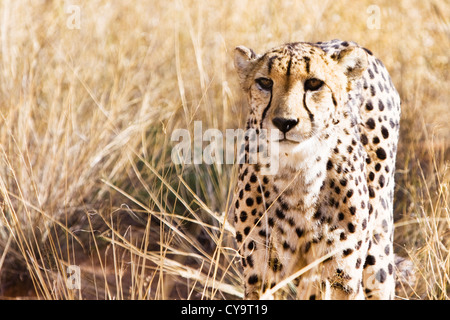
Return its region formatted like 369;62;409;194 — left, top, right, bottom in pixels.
234;46;259;90
336;46;368;81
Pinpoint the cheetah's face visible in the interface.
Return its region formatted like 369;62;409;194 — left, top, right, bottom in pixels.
234;43;368;164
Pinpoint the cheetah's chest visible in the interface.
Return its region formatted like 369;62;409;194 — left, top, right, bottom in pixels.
265;138;367;264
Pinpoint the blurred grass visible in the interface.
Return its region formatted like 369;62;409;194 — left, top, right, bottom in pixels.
0;0;448;299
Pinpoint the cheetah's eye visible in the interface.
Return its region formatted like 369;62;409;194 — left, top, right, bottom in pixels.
255;77;273;91
304;78;324;91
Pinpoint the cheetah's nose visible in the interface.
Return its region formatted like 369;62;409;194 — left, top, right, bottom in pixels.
272;117;299;134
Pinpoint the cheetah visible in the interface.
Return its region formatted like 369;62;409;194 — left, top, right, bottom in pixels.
231;40;403;300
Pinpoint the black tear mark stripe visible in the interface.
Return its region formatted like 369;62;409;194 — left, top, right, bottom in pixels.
260;89;273;127
325;82;338;108
332;94;337;107
303;93;314;123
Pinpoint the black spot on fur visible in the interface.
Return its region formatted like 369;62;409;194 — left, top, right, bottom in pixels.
364;255;376;268
248;274;259;285
379;175;385;188
327;160;333;170
376;147;387;160
240;211;248;222
343;248;354;256
366;118;376;130
247;255;254;268
348;223;356;233
276;209;285;219
236;231;242;242
363;47;373;55
361;134;368;145
381;126;389;139
377;268;387;283
313;209;322;220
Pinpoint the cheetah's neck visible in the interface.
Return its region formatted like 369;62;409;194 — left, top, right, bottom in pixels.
272;122;353;217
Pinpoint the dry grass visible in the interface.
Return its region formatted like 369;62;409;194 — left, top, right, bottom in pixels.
0;0;448;300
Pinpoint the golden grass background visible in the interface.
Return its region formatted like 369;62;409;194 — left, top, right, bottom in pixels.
0;0;448;299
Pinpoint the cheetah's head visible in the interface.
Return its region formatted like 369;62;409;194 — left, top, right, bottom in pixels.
234;42;368;167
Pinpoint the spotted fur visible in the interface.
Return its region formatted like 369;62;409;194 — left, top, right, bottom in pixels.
231;40;402;300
